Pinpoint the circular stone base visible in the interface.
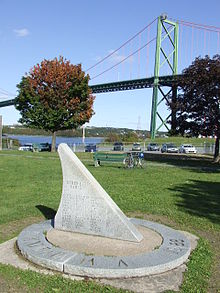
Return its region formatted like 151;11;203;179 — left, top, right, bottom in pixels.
17;219;191;278
47;225;162;256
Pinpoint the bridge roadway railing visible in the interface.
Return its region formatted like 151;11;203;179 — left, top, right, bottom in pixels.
0;99;16;108
90;74;182;93
0;74;182;108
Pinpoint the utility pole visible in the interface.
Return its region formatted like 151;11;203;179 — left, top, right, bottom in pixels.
137;115;141;130
82;125;85;144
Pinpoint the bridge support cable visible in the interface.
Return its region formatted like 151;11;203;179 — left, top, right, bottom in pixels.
150;14;179;139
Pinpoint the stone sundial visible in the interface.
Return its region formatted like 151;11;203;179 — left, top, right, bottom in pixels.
17;143;192;279
54;143;143;242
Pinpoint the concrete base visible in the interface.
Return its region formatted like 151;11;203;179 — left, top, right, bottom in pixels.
0;230;198;293
16;218;192;278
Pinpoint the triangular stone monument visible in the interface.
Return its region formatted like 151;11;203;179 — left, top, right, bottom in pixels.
54;143;143;242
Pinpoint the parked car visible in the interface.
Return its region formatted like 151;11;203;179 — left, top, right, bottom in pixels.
18;143;33;151
132;142;141;151
179;144;197;154
36;143;51;152
147;143;160;151
161;143;178;153
85;144;97;152
113;142;124;151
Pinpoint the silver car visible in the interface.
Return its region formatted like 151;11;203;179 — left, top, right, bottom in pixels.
147;143;160;151
161;143;178;153
132;143;141;151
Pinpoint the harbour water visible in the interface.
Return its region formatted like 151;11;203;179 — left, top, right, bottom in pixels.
8;135;104;147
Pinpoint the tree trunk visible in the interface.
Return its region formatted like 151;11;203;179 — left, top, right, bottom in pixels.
51;131;56;152
214;135;219;163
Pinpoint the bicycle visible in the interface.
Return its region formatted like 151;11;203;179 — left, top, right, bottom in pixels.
124;152;146;168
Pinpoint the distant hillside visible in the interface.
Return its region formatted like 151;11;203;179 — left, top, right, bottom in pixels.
3;125;214;146
3;124;155;139
3;125;175;143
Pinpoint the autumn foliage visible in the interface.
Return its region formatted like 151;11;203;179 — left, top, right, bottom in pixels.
15;57;95;151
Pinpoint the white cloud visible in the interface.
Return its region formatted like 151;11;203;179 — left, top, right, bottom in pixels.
108;50;127;63
13;28;30;37
94;49;133;65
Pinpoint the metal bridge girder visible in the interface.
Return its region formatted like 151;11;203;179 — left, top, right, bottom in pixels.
0;99;15;108
0;75;182;108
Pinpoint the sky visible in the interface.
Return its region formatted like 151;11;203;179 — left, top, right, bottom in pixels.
0;0;219;130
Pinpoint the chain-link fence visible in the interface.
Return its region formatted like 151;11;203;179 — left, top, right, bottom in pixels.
1;138;216;155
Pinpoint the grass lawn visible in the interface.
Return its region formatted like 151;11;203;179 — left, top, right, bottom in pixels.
0;150;219;292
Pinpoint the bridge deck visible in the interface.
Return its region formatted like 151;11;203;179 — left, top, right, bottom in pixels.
90;75;181;93
0;75;181;108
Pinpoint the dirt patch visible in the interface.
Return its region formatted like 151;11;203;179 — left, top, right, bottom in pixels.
0;277;11;293
0;216;44;243
126;211;181;229
0;273;28;293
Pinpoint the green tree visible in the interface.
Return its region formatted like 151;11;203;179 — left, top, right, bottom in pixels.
105;133;121;143
169;55;220;161
123;131;139;142
15;57;95;151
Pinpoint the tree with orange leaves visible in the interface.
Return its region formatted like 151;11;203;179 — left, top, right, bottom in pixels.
15;57;95;151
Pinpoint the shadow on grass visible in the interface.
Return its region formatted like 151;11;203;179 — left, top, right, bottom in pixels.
144;153;220;172
87;163;125;169
36;205;56;220
169;180;220;225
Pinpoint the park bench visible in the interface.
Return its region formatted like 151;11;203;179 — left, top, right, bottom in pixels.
93;152;127;167
93;152;145;168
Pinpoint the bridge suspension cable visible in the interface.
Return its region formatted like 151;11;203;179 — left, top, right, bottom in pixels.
175;19;220;32
0;88;16;101
169;16;220;32
88;20;177;81
85;17;157;73
0;87;16;97
90;35;157;80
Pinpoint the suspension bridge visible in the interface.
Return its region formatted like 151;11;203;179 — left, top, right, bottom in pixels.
0;14;219;138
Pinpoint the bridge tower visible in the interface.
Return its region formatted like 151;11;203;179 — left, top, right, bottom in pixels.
150;14;179;139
